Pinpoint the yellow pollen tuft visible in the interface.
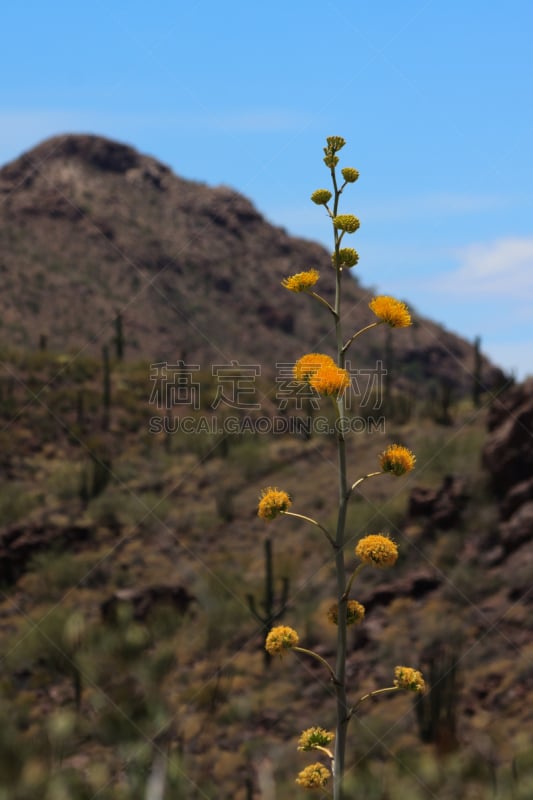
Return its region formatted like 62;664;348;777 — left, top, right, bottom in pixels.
265;625;299;656
369;295;412;328
293;353;335;382
257;487;292;520
281;269;320;293
355;534;398;568
309;364;350;397
379;444;416;476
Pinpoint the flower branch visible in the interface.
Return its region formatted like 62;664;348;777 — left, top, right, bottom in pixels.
282;511;335;548
342;321;380;355
293;646;338;684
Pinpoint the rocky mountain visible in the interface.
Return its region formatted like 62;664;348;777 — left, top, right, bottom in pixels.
482;378;533;561
0;134;505;396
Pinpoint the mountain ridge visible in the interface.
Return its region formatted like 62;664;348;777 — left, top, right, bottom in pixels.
0;133;505;396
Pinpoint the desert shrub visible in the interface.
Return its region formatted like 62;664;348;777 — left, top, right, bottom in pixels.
27;549;108;599
0;483;38;525
46;461;83;501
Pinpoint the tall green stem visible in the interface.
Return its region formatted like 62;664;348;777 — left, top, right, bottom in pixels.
331;165;349;800
333;399;349;800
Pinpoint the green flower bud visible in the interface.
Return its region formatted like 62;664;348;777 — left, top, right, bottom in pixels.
323;154;339;168
341;167;359;183
332;248;359;268
297;726;335;752
326;136;346;153
311;189;332;205
333;214;360;233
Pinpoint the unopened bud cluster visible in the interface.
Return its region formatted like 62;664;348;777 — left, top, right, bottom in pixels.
311;189;332;205
341;167;359;183
332;248;359;268
323;135;346;168
333;214;360;234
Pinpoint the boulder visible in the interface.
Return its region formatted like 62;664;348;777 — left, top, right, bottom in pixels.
482;380;533;556
361;570;441;612
501;477;533;521
408;475;469;531
483;379;533;496
101;584;195;622
499;501;533;554
0;514;93;583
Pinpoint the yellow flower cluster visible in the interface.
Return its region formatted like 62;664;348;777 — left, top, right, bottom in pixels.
394;666;426;693
369;295;412;328
379;444;416;476
297;727;335;751
293;353;335;381
293;353;349;397
281;269;320;293
355;534;398;568
327;600;365;626
257;487;292;520
296;762;331;789
333;214;360;233
309;364;350;397
265;625;299;656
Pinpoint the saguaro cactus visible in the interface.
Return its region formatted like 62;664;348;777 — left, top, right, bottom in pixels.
473;335;483;408
102;344;111;431
114;311;125;361
415;645;460;754
247;538;289;666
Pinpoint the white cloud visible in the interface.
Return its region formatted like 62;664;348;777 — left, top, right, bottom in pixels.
438;237;533;298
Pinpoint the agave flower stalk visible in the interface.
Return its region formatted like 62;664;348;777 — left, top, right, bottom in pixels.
259;137;419;799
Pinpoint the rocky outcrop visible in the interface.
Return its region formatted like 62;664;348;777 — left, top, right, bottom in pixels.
0;513;94;583
408;475;469;532
483;379;533;555
360;570;441;612
483;379;533;495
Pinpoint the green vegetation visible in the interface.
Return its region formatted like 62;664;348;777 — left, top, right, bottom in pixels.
0;330;526;797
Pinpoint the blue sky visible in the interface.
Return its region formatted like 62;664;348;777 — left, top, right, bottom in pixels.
1;1;532;378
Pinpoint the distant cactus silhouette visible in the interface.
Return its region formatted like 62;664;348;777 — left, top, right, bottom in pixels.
114;311;125;361
247;538;289;666
415;645;460;754
473;335;483;408
76;388;85;430
79;437;112;503
102;344;111;430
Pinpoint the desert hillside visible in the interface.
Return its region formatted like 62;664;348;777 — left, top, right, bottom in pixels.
0;135;529;799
